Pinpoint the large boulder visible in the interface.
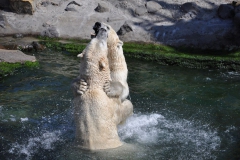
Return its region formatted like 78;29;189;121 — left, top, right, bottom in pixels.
146;1;162;13
135;5;147;16
218;4;235;19
0;49;36;63
9;0;38;15
117;22;133;36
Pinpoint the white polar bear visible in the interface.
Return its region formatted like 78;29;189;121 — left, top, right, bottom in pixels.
72;26;133;150
77;22;130;102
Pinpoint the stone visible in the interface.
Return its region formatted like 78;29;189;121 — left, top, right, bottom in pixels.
217;4;235;19
117;22;133;36
146;1;162;13
180;2;199;14
13;33;24;38
41;26;59;38
135;6;147;16
32;41;45;51
0;14;6;29
0;49;36;63
65;1;82;12
9;0;37;15
95;2;109;13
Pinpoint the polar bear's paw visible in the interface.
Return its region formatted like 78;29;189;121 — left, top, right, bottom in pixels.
77;79;88;95
104;81;123;98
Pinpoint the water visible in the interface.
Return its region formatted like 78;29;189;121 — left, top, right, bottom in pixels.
0;49;240;160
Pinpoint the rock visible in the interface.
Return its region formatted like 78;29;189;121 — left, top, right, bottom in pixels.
9;0;37;15
218;4;235;19
65;1;82;12
41;26;59;38
117;22;133;36
146;1;162;13
135;6;147;16
0;49;36;63
234;13;240;27
180;2;199;14
41;1;50;7
32;41;45;51
0;14;6;29
67;1;81;7
95;2;109;13
13;33;24;38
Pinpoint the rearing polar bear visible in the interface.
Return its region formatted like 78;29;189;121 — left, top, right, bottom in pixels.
72;26;133;150
77;22;129;102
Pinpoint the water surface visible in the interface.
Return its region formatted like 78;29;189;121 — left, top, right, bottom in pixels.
0;50;239;159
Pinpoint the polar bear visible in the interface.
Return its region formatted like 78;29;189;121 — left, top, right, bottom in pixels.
77;22;129;102
72;26;133;150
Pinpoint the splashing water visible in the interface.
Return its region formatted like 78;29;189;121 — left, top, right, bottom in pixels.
8;131;62;159
118;113;221;159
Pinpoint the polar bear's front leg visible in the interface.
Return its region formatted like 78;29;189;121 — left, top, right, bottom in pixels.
104;81;123;99
77;79;88;95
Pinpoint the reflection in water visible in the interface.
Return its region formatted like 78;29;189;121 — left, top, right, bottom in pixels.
0;50;240;159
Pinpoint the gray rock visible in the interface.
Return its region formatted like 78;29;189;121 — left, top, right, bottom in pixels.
0;49;36;63
65;1;82;12
0;14;6;29
41;1;51;7
180;2;199;14
65;4;78;12
218;4;234;19
13;33;24;38
95;2;109;13
41;26;59;38
117;22;133;36
146;1;162;13
135;6;147;16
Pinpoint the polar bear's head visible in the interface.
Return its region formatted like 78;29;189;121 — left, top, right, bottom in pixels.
92;22;123;48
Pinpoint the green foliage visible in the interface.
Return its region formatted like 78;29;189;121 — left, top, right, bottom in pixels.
0;61;39;78
123;42;240;70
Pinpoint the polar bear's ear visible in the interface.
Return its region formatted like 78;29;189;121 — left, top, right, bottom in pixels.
117;41;123;48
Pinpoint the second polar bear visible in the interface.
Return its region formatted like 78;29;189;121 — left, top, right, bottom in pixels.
93;22;129;101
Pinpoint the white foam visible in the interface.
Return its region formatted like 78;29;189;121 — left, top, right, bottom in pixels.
9;131;62;159
118;113;221;159
21;117;29;122
118;113;164;144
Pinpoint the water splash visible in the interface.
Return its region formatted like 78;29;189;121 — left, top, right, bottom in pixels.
118;113;221;159
9;131;62;159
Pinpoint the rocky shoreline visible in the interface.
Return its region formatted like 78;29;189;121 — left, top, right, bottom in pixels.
0;0;240;75
0;0;239;49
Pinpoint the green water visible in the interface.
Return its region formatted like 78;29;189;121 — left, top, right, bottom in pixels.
0;50;239;160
